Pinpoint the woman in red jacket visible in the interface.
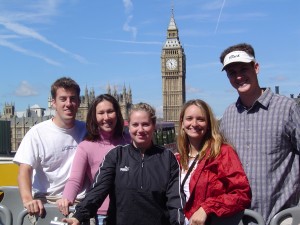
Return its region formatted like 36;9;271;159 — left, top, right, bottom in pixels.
176;99;251;225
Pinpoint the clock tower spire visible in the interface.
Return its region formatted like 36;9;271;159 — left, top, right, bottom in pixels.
161;8;186;132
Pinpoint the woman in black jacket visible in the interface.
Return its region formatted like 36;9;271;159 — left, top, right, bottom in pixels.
63;102;185;225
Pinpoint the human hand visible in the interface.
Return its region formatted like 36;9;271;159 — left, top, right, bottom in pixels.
62;217;80;225
56;198;72;216
189;207;207;225
23;199;44;216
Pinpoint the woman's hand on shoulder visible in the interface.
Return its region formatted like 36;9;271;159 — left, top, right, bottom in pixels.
189;207;207;225
56;198;72;216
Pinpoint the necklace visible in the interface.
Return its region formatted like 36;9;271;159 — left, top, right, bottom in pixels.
188;153;198;158
188;142;204;158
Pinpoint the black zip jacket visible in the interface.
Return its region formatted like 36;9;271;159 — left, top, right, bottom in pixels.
73;143;185;225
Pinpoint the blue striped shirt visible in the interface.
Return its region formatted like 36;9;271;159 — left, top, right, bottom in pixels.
220;87;300;225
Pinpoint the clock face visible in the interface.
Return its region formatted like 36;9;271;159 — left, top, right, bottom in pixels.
166;58;178;70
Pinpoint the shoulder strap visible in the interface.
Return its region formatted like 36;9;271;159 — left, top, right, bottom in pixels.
181;154;199;190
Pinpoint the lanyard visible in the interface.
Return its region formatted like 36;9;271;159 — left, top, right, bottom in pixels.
181;154;199;191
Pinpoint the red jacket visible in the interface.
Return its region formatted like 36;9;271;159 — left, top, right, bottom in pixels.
176;144;251;219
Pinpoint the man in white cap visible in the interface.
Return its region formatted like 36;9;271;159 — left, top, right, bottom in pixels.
219;43;300;225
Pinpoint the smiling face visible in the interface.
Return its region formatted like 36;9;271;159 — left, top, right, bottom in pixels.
96;99;117;135
182;104;208;144
52;87;80;128
129;110;155;151
225;62;260;95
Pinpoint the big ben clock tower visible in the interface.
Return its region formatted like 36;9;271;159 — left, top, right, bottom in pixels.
161;9;186;132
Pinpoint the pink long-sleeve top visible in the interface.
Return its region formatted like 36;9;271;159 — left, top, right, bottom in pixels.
63;132;131;215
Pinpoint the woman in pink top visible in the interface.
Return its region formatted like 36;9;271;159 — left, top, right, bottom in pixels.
56;94;131;225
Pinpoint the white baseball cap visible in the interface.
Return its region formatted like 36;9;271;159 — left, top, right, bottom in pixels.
222;50;255;71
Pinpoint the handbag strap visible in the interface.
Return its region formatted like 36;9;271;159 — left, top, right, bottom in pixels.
181;153;199;190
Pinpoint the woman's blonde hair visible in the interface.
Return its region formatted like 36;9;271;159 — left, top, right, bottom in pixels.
128;102;156;125
177;99;225;170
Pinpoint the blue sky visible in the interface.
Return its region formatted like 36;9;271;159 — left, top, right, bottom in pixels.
0;0;299;118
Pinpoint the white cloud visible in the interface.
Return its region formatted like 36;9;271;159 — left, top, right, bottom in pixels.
214;0;226;34
0;1;60;23
0;38;61;66
15;81;38;97
123;0;133;13
202;0;225;10
84;37;162;45
186;85;201;94
122;0;137;39
119;51;159;55
0;1;88;64
123;15;137;40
